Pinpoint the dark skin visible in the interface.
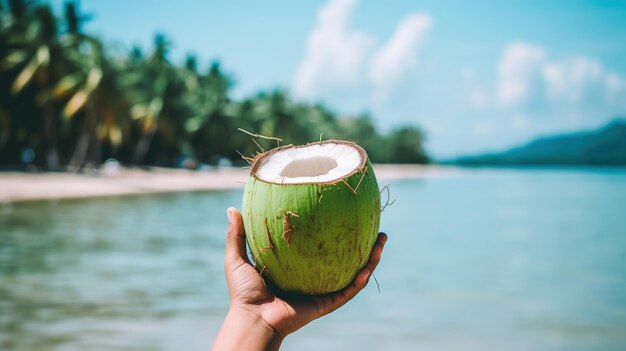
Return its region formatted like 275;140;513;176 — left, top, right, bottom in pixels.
212;207;387;350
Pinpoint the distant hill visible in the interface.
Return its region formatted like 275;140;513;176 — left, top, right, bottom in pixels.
452;119;626;166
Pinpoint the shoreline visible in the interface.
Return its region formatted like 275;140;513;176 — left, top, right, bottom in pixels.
0;164;459;203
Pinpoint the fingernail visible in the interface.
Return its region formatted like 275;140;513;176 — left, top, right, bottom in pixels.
379;233;388;245
227;208;233;223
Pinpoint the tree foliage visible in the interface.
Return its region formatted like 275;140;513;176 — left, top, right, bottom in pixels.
0;1;429;170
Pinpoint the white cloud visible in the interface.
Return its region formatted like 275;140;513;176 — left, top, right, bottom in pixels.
542;57;626;110
543;57;603;103
605;73;626;104
293;0;433;104
369;13;433;100
606;73;624;92
495;42;626;111
497;42;545;106
292;0;373;99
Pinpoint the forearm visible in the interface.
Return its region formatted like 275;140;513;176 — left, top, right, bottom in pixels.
212;307;283;351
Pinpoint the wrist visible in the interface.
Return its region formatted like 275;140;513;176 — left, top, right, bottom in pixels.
212;305;284;351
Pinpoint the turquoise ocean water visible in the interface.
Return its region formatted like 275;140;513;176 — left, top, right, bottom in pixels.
1;168;625;350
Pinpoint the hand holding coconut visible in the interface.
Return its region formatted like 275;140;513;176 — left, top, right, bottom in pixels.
213;140;387;349
212;208;387;350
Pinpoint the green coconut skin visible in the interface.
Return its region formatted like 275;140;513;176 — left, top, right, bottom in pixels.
242;142;381;295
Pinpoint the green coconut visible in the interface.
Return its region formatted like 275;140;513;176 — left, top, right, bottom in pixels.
242;140;381;295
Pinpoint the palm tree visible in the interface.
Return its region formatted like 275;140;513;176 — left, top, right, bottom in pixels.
0;2;15;152
2;3;68;170
334;114;383;161
27;2;128;170
124;33;189;165
246;89;308;143
185;60;236;162
382;126;429;163
61;41;129;169
0;1;430;168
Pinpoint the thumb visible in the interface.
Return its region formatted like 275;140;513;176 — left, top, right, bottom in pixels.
224;207;250;267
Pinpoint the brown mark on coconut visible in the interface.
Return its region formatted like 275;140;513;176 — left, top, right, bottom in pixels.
282;210;299;246
259;218;274;253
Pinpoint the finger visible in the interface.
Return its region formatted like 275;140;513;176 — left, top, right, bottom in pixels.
313;232;387;316
318;233;387;313
360;232;387;286
345;232;387;294
225;207;251;267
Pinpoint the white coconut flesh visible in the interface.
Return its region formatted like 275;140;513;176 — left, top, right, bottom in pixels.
256;142;363;184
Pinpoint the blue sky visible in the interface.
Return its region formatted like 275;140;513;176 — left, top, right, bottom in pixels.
52;0;626;157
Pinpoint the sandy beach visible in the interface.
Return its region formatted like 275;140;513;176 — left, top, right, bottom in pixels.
0;164;460;203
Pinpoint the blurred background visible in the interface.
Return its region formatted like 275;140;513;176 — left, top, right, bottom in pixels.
1;0;625;350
